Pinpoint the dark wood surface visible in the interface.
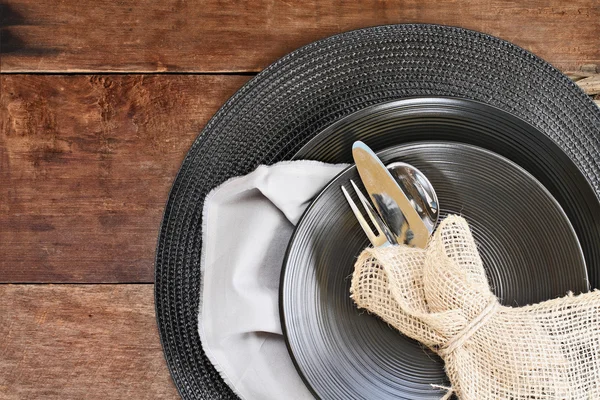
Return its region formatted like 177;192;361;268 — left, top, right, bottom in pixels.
0;285;179;399
2;0;599;73
1;75;249;283
1;0;599;398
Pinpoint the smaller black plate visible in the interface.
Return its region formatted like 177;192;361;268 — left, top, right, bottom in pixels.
281;142;588;400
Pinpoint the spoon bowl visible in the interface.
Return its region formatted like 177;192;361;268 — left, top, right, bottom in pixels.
386;162;439;234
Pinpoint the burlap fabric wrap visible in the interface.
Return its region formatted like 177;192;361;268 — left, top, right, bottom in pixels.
351;215;600;400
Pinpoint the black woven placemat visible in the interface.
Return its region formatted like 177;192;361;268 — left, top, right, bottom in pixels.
155;24;600;399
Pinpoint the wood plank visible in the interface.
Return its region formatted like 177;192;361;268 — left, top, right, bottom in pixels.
577;74;600;95
0;71;598;284
0;75;250;283
0;284;179;400
1;0;599;73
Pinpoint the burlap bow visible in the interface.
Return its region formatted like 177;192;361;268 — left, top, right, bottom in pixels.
350;215;600;400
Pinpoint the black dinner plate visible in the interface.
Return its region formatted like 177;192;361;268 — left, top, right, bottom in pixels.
281;141;589;399
281;97;600;399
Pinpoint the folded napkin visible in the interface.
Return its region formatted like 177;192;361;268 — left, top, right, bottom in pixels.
352;215;600;400
198;160;347;400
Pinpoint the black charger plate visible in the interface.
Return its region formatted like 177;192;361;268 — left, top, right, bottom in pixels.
281;141;588;399
154;25;600;399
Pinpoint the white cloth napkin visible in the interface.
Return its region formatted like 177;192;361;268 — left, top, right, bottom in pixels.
198;160;348;400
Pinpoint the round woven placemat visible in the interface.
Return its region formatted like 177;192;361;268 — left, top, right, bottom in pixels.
155;24;600;399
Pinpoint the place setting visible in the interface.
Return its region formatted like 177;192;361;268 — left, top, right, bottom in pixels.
154;24;600;399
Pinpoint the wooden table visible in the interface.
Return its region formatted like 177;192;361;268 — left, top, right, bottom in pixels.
1;1;599;398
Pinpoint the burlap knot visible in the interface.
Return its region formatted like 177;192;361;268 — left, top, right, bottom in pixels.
350;215;600;400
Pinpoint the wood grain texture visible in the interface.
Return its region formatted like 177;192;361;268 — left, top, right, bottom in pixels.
0;75;250;283
577;74;600;95
1;0;599;73
0;284;179;400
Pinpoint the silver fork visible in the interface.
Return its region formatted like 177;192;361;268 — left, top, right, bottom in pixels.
341;180;396;247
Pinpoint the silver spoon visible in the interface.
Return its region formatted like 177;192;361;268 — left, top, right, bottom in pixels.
383;161;439;237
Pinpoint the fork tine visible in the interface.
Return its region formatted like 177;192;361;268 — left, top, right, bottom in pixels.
350;181;396;246
349;180;387;238
341;184;379;246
